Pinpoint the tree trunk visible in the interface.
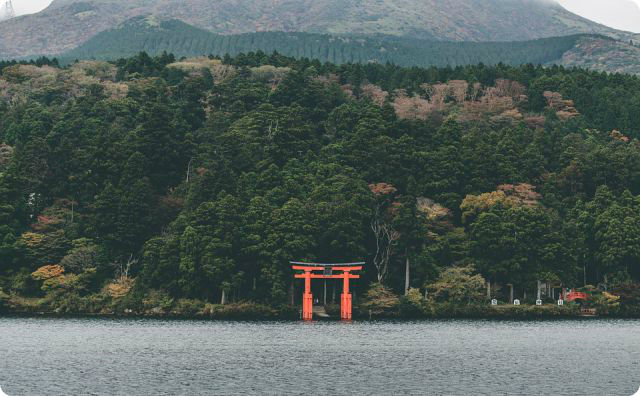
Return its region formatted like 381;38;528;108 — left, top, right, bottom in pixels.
289;282;295;306
509;284;514;303
221;289;227;305
537;280;541;301
487;281;491;299
604;274;608;291
404;256;410;296
323;280;327;306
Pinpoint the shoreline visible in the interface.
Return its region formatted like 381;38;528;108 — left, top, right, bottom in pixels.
2;305;639;321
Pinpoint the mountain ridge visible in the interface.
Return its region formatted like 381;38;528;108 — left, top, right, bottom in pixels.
57;17;640;76
1;0;639;59
59;17;587;66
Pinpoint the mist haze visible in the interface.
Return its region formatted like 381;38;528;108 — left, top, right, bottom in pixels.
557;0;640;33
12;0;53;16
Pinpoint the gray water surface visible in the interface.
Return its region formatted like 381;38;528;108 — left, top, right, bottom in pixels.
0;317;638;395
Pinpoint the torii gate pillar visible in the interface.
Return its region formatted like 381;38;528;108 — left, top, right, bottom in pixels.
341;272;353;320
302;270;313;320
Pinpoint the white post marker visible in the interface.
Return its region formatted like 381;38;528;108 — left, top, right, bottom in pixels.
632;386;640;396
0;385;8;396
491;299;498;306
513;299;520;306
558;299;564;306
536;299;542;306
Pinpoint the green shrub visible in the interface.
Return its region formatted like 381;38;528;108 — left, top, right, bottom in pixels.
0;288;7;313
172;298;206;316
10;270;40;296
113;287;146;313
142;289;174;313
426;266;486;304
359;283;401;318
206;302;288;319
588;292;621;315
399;288;427;318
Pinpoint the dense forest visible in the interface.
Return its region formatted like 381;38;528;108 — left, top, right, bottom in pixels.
1;51;640;317
60;18;588;69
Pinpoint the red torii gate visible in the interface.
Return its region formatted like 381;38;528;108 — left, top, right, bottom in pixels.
291;262;363;320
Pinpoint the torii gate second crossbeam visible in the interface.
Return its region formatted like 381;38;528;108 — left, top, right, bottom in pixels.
291;262;363;321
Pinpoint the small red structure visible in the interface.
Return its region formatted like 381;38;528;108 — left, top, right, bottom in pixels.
564;291;589;302
291;262;363;320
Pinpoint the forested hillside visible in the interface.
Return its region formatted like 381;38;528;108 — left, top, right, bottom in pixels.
557;35;640;75
60;18;586;69
1;52;640;316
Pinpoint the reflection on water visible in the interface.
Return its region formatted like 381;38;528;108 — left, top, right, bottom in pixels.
0;317;638;395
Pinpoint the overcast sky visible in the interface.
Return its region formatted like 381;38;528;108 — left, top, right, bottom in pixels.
557;0;640;33
11;0;640;33
12;0;53;16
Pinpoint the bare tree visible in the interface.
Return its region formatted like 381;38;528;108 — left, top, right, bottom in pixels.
186;157;194;184
369;183;401;283
116;254;138;280
371;207;401;283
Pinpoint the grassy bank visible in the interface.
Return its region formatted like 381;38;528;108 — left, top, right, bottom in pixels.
3;293;639;320
0;292;297;320
1;280;637;320
354;285;640;320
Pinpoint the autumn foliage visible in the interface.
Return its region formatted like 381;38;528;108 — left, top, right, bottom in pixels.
368;182;398;197
361;83;389;106
416;197;451;222
497;183;541;207
461;183;541;223
0;143;13;169
31;265;65;281
610;130;630;143
543;91;579;120
392;89;435;121
105;277;134;299
392;79;530;124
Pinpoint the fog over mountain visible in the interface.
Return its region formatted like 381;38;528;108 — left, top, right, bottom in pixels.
11;0;54;16
1;0;637;59
557;0;640;33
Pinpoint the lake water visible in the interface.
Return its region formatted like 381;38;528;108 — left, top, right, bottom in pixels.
0;317;638;395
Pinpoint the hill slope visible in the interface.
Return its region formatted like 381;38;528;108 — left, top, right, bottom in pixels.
1;0;639;59
558;35;640;75
60;18;640;75
2;53;640;314
60;18;587;68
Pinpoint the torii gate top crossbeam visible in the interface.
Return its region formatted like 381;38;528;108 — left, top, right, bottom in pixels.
294;274;360;279
292;266;363;273
290;262;365;267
